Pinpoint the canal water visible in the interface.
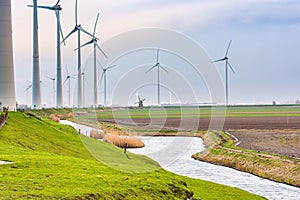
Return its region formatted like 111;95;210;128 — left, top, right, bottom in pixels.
60;120;300;200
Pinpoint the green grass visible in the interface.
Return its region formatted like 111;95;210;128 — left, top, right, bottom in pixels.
0;112;265;199
75;105;300;119
30;105;300;121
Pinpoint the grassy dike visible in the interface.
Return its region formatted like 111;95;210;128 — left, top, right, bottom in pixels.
0;112;265;199
193;131;300;187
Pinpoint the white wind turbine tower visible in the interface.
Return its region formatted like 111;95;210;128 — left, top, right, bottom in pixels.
79;65;88;107
27;0;42;109
212;40;235;105
0;0;16;110
146;48;168;105
63;68;75;107
80;13;108;107
62;0;94;108
45;76;56;107
28;0;65;108
98;62;117;107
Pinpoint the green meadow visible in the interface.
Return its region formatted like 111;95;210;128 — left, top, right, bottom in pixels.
79;105;300;119
0;112;265;199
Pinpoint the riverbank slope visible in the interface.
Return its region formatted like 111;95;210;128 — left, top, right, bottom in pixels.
0;112;264;199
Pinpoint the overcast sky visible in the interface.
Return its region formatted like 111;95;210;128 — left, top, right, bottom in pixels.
11;0;300;106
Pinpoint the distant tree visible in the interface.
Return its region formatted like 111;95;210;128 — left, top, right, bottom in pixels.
272;101;276;105
296;99;300;104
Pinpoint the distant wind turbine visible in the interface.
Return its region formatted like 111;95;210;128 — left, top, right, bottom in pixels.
25;80;47;107
27;0;65;108
79;65;88;107
212;40;235;105
27;0;42;109
62;0;94;108
98;61;117;107
63;67;75;107
80;13;108;107
45;76;56;107
146;47;168;105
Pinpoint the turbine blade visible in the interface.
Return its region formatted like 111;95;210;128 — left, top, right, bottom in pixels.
75;0;78;25
77;40;93;50
55;11;66;46
99;72;105;87
97;60;104;70
93;13;100;37
36;6;54;10
227;61;235;73
27;5;33;8
146;64;158;73
225;40;232;57
55;0;61;6
160;65;168;73
106;65;117;70
61;28;77;44
212;58;226;63
96;44;108;58
63;77;69;85
65;65;69;75
41;82;47;87
156;47;160;64
78;26;94;38
24;85;32;91
45;76;55;80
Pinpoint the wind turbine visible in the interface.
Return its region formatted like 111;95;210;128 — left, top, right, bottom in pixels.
27;0;65;108
63;67;75;107
27;0;42;109
79;65;88;107
24;80;47;107
80;13;108;107
146;48;168;105
62;0;94;108
212;40;235;105
98;62;117;107
45;76;56;107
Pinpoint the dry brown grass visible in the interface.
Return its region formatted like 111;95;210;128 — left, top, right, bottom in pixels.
49;113;74;122
89;128;145;148
103;134;145;148
50;114;60;122
90;129;105;139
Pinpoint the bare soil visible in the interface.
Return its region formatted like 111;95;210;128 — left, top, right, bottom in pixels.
99;116;300;159
230;129;300;159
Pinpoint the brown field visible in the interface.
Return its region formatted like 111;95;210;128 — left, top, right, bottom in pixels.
98;116;300;159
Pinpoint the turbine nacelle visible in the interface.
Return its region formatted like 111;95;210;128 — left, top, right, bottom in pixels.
54;5;62;11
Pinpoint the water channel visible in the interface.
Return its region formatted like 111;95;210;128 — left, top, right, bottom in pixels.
60;120;300;200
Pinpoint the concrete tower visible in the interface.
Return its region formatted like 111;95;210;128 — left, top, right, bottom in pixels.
0;0;16;110
31;0;42;109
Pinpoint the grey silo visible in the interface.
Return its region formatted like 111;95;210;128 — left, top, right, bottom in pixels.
0;0;16;110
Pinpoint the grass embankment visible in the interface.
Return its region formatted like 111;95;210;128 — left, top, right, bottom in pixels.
0;112;265;199
193;131;300;187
